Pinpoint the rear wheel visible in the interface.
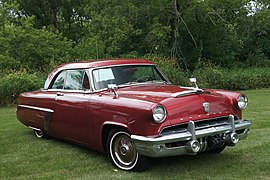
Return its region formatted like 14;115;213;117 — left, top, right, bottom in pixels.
34;129;44;138
107;129;149;171
33;129;50;139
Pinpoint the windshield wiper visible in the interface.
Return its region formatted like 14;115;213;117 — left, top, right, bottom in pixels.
119;80;168;87
118;81;139;87
144;80;168;84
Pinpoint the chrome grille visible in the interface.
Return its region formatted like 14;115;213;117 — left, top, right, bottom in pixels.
161;116;233;136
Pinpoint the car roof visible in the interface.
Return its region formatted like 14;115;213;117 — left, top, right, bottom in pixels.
57;59;155;70
44;59;155;89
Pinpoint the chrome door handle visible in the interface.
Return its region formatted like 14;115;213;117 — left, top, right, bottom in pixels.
56;92;64;96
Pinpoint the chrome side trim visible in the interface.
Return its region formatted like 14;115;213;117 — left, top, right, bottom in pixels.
171;90;198;97
18;105;54;113
18;105;54;131
171;88;206;98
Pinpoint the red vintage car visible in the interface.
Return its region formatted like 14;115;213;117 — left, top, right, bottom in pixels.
17;59;251;171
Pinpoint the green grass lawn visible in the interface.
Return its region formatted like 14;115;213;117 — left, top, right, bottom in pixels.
0;89;269;179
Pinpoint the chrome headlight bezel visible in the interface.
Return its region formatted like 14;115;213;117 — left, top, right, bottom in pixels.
237;95;248;110
153;105;167;123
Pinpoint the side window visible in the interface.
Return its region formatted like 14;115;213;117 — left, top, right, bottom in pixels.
50;69;90;90
51;71;66;89
64;70;85;90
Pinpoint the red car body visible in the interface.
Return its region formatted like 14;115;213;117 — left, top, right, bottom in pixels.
17;59;251;171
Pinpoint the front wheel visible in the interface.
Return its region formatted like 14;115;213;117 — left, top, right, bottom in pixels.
107;129;149;171
207;145;226;153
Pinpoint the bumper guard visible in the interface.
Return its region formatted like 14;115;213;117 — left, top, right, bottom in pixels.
131;115;251;157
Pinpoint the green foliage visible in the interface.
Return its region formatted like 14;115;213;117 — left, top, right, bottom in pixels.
1;0;270;71
0;55;20;73
0;0;270;106
147;56;189;86
73;36;105;60
0;1;75;73
1;23;74;71
193;66;270;90
0;71;44;106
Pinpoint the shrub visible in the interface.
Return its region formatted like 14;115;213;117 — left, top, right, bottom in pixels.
0;55;20;72
0;71;44;106
193;67;270;90
146;56;189;86
1;23;74;72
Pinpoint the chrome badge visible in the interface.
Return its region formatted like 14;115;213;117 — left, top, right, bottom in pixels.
203;102;210;113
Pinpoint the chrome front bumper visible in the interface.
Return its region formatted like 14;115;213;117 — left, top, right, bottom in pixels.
131;115;252;158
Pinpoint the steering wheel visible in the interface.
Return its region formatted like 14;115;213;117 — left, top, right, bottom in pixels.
136;75;153;82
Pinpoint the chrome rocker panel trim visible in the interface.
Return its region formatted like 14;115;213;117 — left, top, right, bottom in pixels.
131;115;251;158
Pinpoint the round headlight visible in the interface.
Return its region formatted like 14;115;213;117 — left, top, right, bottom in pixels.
237;95;248;110
153;106;167;123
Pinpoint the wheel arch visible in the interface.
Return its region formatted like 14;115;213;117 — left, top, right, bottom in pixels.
101;122;131;153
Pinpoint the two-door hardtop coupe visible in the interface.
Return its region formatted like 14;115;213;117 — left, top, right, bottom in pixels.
17;59;251;171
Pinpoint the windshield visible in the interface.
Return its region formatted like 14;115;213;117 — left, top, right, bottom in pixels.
92;65;168;90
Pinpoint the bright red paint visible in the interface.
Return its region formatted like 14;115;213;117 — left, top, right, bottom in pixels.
17;59;245;153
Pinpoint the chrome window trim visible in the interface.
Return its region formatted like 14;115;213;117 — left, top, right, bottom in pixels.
18;105;54;113
45;68;93;93
154;65;171;84
50;70;67;90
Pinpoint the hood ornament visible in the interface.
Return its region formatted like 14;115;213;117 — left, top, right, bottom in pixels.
203;102;210;113
189;78;199;89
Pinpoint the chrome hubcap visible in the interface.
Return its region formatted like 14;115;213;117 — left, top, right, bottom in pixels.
120;144;129;155
110;131;138;170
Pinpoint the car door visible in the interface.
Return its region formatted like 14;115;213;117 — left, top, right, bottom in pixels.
49;69;92;145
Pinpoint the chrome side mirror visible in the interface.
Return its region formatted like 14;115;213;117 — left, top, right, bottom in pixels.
107;84;118;98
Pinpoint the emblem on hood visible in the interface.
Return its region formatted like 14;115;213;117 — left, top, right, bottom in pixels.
203;102;210;113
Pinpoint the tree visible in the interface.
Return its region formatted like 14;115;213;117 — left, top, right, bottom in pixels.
0;1;74;71
1;0;269;72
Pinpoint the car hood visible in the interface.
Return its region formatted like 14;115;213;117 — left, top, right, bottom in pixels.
117;84;233;124
117;84;183;102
